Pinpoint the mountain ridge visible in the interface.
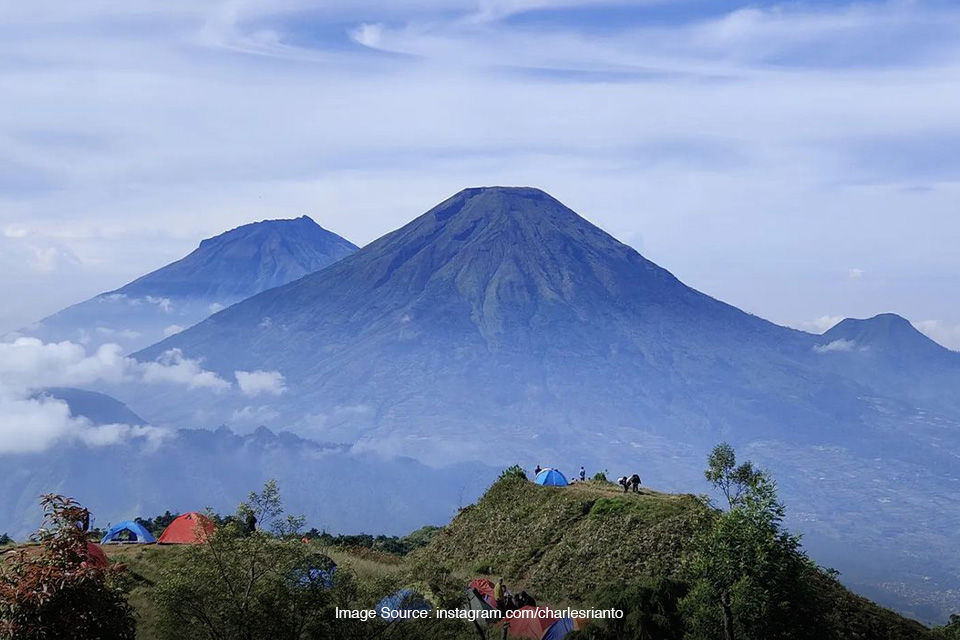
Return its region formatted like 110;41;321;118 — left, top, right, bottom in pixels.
19;215;357;352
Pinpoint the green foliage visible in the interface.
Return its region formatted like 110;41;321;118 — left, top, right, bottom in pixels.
134;511;179;537
589;498;628;518
238;478;306;537
421;476;706;601
684;451;827;640
153;482;358;640
933;614;960;638
705;442;764;509
499;464;528;481
0;534;12;547
303;525;441;556
573;576;689;640
591;470;611;483
0;495;135;640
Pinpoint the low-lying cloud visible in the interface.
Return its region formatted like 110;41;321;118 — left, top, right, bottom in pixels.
813;338;856;353
235;369;287;396
0;336;233;453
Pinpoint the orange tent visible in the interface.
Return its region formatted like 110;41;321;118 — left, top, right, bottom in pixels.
158;512;215;545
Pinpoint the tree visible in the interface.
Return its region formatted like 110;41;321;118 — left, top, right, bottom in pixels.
154;481;356;640
684;447;826;640
0;495;135;640
704;442;763;509
0;534;12;547
238;479;306;537
933;614;960;639
575;577;688;640
498;465;527;481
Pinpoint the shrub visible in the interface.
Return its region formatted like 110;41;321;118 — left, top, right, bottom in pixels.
498;465;528;481
0;495;136;640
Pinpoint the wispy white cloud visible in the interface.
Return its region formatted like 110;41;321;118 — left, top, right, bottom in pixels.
235;369;287;396
915;320;960;351
0;0;959;337
141;348;231;390
814;338;857;353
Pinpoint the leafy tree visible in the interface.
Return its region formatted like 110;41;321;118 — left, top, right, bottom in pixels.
134;511;179;536
683;447;827;640
238;479;306;537
574;577;688;640
704;442;763;508
498;465;527;481
154;482;358;640
0;495;135;640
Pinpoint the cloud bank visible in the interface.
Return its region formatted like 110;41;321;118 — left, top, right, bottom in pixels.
0;337;234;453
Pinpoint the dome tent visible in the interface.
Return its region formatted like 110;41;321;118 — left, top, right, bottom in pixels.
534;468;568;486
100;520;156;545
377;588;433;620
158;512;215;544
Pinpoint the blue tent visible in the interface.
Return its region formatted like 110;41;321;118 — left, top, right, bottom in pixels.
101;520;156;544
294;555;337;589
535;468;569;486
377;589;433;620
543;617;576;640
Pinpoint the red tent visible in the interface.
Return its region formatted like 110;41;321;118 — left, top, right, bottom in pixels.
158;512;215;545
503;606;560;639
468;578;499;608
84;542;108;569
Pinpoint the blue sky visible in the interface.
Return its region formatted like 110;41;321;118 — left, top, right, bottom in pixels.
1;0;959;347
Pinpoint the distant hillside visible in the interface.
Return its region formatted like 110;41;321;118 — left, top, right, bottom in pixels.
0;426;494;540
19;216;357;352
421;477;936;640
41;387;147;426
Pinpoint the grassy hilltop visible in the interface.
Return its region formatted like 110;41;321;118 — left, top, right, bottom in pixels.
419;476;936;640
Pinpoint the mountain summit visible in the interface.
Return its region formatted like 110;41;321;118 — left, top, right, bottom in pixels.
21;216;357;352
117;216;357;300
137;186;812;439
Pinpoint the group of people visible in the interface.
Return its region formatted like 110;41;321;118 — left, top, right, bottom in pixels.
493;578;536;614
618;474;642;493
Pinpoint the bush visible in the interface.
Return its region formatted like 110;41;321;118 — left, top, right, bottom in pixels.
0;495;135;640
573;576;688;640
499;465;528;481
592;471;611;483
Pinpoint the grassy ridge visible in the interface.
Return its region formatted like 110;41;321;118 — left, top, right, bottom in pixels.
420;476;935;640
420;477;704;601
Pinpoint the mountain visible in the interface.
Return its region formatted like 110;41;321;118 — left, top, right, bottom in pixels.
19;216;357;352
121;187;960;620
40;387;147;426
0;426;494;541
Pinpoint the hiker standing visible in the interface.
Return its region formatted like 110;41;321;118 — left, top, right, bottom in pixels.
534;465;542;476
618;476;628;492
579;466;586;482
630;474;642;493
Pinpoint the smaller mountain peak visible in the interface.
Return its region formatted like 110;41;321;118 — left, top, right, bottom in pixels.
823;313;948;354
251;425;277;440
